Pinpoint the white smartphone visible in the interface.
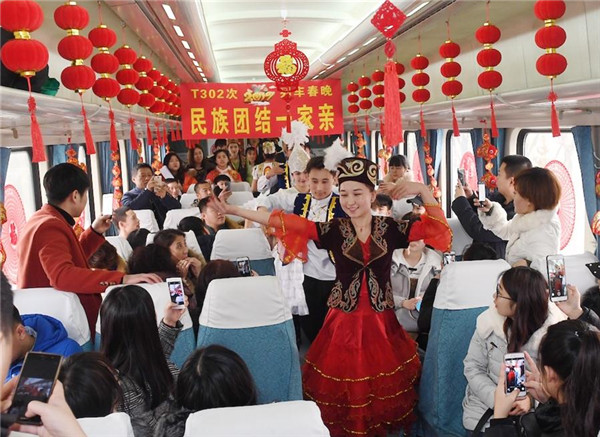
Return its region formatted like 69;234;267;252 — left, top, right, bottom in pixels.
477;183;486;205
504;352;527;397
547;255;567;302
167;277;185;309
443;251;455;265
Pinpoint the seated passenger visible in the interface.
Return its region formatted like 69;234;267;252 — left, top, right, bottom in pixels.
100;285;185;437
190;180;212;207
122;163;181;228
251;141;278;193
127;228;151;252
155;345;257;437
88;241;127;273
113;206;140;240
196;197;242;261
7;306;82;381
165;178;182;201
59;352;122;418
486;320;600;437
244;146;258;185
478;167;561;272
372;194;393;217
583;262;600;318
177;216;205;241
185;144;215;190
17;163;160;337
161;153;186;185
452;155;532;259
212;174;232;198
462;267;566;433
383;154;413;184
406;195;426;216
205;150;242;183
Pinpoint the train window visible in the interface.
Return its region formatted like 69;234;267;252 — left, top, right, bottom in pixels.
406;132;424;183
77;146;93;228
4;150;37;220
446;132;478;216
521;131;590;254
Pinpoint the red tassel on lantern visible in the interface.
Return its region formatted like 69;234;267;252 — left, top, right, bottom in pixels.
490;95;499;138
108;107;118;151
129;118;137;149
155;121;162;145
549;83;560;137
146;117;153;142
419;108;426;139
451;103;459;137
27;84;46;163
80;94;96;155
163;123;168;150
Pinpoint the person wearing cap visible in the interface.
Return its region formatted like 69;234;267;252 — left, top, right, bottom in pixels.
210;152;452;436
407;195;426;215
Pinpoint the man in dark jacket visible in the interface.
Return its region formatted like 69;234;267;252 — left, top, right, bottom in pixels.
451;155;532;259
122;163;181;228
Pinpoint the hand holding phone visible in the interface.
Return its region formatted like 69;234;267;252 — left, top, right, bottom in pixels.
477;183;486;207
167;277;186;309
236;256;252;277
457;168;466;186
547;255;567;302
504;353;527;397
8;352;62;425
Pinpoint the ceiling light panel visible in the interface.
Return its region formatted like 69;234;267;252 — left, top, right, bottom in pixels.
173;25;184;37
162;4;176;20
188;51;196;59
181;40;191;49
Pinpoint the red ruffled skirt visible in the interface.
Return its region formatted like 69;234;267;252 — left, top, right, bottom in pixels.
302;280;421;436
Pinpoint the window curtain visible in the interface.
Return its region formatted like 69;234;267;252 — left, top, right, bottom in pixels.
125;139;140;183
146;142;154;166
493;128;506;170
429;129;444;178
97;141;114;194
48;144;68;167
0;147;11;203
469;129;485;179
571;126;599;249
415;133;428;182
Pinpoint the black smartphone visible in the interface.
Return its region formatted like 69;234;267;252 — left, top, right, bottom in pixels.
236;256;252;277
167;277;186;309
8;352;62;425
457;168;466;186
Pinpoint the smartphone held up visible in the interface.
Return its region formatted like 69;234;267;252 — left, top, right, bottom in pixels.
547;255;567;302
167;277;186;309
504;353;527;397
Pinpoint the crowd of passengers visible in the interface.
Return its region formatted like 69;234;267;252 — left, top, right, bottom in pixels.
1;133;600;437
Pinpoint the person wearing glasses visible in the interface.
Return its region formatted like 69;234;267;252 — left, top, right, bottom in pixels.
462;267;567;435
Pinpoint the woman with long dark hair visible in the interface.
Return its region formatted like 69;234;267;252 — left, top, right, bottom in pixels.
154;345;257;437
185;144;214;191
487;319;600;437
462;267;566;434
205;149;242;183
100;285;186;437
161;152;186;186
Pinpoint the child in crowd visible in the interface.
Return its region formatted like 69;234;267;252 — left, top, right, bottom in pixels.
383;154;413;183
191;180;212;207
228;140;245;175
206;150;242;183
372;193;393;216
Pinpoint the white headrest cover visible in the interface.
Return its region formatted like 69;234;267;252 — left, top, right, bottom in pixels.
447;217;474;256
199;276;291;329
98;283;193;333
78;413;134;437
211;228;272;261
13;288;90;345
180;193;197;209
564;252;598;293
228;191;254;206
105;236;133;261
434;259;511;310
163;208;201;230
184;401;329;437
135;209;160;233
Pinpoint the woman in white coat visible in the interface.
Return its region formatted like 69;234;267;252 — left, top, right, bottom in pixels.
462;267;567;434
477;167;561;272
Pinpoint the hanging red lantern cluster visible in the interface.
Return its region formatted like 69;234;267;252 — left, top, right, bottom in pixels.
358;75;372;135
115;45;140;108
396;62;406;104
534;0;567;137
439;30;463;137
370;0;406;147
54;1;97;155
411;53;430;139
133;56;156;145
346;81;360;136
475;19;503;138
0;0;49;163
476;132;499;189
263;24;309;131
371;70;385;140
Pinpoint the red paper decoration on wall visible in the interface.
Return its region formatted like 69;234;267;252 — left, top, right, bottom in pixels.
0;0;48;163
439;28;463;137
263;24;309;131
55;1;96;155
370;0;407;147
475;18;503;138
534;0;567;137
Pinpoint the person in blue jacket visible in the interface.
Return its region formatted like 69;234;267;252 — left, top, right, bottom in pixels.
6;306;82;381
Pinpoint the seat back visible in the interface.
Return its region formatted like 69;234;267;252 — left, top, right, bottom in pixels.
135;209;160;233
447;217;473;258
102;193;114;215
228;191;254;206
419;259;510;437
146;231;202;257
184;401;329;436
163;208;201;230
180;193;197;209
563;252;598;293
96;283;195;367
13;288;91;349
211;228;275;275
197;276;302;404
230;181;251;192
105;236;133;261
78;412;135;437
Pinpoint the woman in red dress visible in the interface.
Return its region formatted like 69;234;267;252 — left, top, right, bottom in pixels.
211;157;451;436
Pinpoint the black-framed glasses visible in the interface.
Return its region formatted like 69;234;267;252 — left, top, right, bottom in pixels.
495;283;513;301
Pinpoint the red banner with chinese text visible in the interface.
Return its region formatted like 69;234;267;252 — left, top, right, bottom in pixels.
180;80;342;139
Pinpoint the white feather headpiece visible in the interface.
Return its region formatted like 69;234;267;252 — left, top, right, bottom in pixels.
323;137;352;171
280;120;310;150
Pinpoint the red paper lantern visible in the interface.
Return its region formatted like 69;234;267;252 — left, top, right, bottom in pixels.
439;41;460;59
399;92;406;103
135;76;154;92
395;62;405;75
61;65;95;92
412;72;430;87
536;52;567;77
398;77;405;89
1;39;48;76
476;49;502;68
91;52;119;75
535;25;566;49
117;88;140;107
373;96;385;108
147;68;162;82
475;23;501;44
0;0;43;32
410;55;429;70
359;100;372;110
92;77;120;100
134;56;153;74
372;84;385;95
114;46;137;66
534;0;566;20
358;88;372;98
139;92;156;109
116;69;140;86
88;25;117;49
58;35;93;60
442;81;463;97
478;70;503;91
357;75;371;87
54;3;89;30
158;75;169;87
371;70;384;82
150;85;165;99
440;34;463;136
348;105;360;114
149;100;165;114
440;61;461;78
412;88;430;103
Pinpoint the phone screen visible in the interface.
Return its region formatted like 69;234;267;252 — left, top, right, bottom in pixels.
443;251;455;265
457;169;466;186
505;355;526;396
167;278;185;308
236;257;252;277
547;255;567;302
224;180;231;191
477;183;486;203
9;352;62;424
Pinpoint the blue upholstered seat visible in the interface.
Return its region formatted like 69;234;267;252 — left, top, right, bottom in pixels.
211;228;276;276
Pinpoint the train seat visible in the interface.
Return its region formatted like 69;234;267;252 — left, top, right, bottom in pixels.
179;193;197;209
12;288;92;351
163;208;201;230
228;191;254;206
229;181;252;192
105;236;133;261
183;401;329;436
95;283;196;368
197;276;302;404
564;252;598;293
447;217;473;258
78;412;134;437
146;230;202;257
211;228;275;275
187;183;196;193
135;209;160;233
419;259;510;437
